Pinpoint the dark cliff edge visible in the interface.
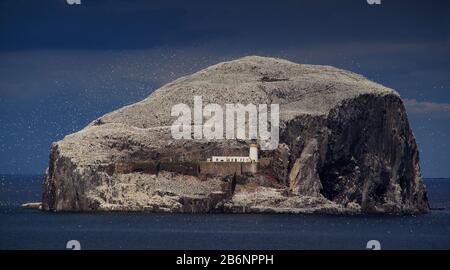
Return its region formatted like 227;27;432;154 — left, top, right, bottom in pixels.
41;56;429;214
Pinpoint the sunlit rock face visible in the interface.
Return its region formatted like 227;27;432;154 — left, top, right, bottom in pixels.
42;56;429;214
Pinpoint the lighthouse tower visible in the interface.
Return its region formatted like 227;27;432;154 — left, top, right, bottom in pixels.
249;143;258;162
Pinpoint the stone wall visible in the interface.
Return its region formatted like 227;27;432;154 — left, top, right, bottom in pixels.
198;162;257;176
115;160;198;176
114;159;263;178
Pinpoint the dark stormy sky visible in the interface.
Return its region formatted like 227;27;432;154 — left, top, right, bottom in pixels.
0;0;449;177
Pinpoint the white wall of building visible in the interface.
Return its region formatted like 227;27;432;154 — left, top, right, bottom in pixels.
208;144;258;163
211;156;252;162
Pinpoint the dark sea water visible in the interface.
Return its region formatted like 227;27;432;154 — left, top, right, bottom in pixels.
0;175;449;250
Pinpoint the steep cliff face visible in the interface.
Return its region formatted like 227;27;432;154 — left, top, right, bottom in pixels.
41;56;429;214
279;94;428;213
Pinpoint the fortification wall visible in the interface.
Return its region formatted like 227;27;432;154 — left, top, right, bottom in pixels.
198;162;242;176
198;162;258;176
115;159;268;177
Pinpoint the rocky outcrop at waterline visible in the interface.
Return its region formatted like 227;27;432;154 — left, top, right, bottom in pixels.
41;56;429;214
21;202;42;210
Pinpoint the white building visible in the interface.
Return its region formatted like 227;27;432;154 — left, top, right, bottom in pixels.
208;143;258;163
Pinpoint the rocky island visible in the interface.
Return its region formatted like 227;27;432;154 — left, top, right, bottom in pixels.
41;56;429;214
